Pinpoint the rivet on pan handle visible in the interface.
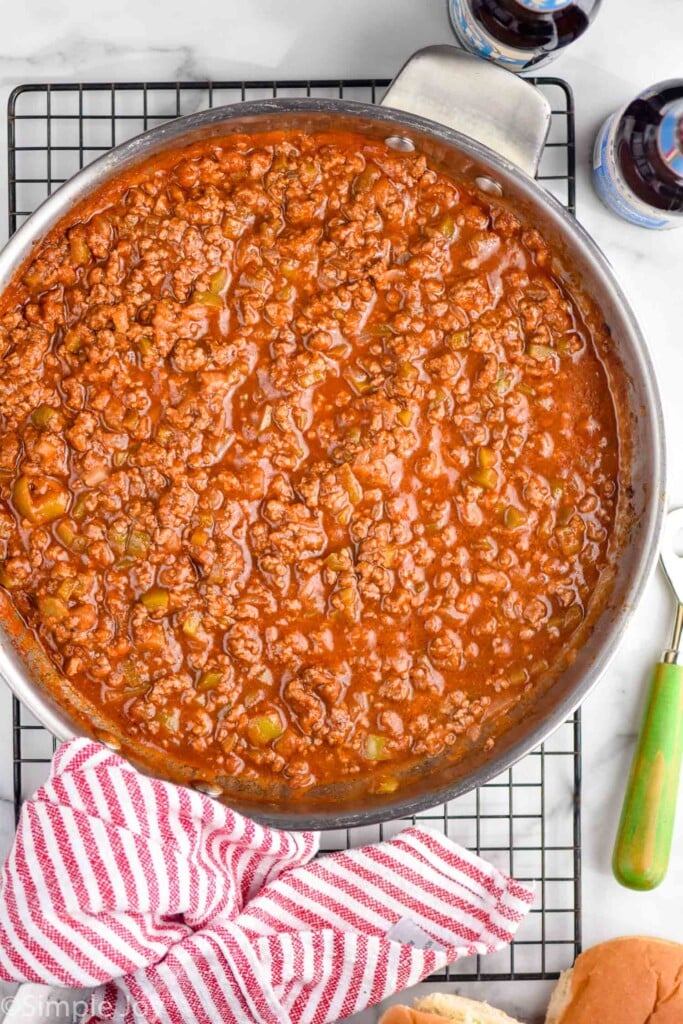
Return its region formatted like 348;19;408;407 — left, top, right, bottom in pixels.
380;45;552;179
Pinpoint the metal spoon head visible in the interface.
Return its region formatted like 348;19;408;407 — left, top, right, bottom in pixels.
660;507;683;605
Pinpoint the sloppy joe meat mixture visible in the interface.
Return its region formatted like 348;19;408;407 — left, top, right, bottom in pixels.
0;130;619;793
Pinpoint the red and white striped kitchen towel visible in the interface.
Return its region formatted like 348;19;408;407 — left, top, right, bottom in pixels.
0;738;533;1024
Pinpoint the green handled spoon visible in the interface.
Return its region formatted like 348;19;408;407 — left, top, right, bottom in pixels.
614;506;683;891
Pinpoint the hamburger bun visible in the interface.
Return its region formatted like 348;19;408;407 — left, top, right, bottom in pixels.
546;936;683;1024
380;992;523;1024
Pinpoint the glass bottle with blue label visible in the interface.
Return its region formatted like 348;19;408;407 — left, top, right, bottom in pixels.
448;0;602;71
593;80;683;230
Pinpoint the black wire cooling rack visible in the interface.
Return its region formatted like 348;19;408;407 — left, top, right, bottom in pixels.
6;77;579;985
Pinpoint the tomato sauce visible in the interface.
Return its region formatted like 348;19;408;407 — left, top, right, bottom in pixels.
0;131;619;794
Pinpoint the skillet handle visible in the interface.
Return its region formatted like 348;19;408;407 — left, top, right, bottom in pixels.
613;661;683;890
380;45;551;178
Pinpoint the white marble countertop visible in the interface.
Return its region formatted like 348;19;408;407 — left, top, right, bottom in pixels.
0;1;682;1021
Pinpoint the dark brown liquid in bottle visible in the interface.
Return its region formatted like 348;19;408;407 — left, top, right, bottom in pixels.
615;80;683;214
470;0;601;54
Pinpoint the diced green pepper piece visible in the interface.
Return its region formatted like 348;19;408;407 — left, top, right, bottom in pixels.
247;712;284;746
353;165;381;195
158;707;181;734
556;504;573;527
192;290;222;308
492;370;515;395
64;328;87;354
209;267;228;294
528;343;555;362
0;565;14;589
428;388;448;410
375;776;399;794
396;360;418;380
126;528;151;558
564;605;583;631
137;336;154;357
335;585;360;622
365;734;391;761
182;610;202;637
141;586;169;612
477;446;497;468
196;670;223;692
156;425;173;445
64;575;90;600
69;232;91;267
30;404;60;429
367;323;393;338
222;216;245;240
447;329;469;350
324;550;349;572
107;523;129;556
38;595;68;621
340;463;362;505
72;494;89;520
470;467;498;490
345;367;375;395
556;518;584;557
509;666;529;686
12;475;68;525
119;659;145;692
336;506;352;526
381;544;397;568
57;577;78;600
55;519;87;553
438;214;455;238
503;506;528;529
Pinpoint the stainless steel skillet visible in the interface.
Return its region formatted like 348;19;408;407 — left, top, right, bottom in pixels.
0;47;665;828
